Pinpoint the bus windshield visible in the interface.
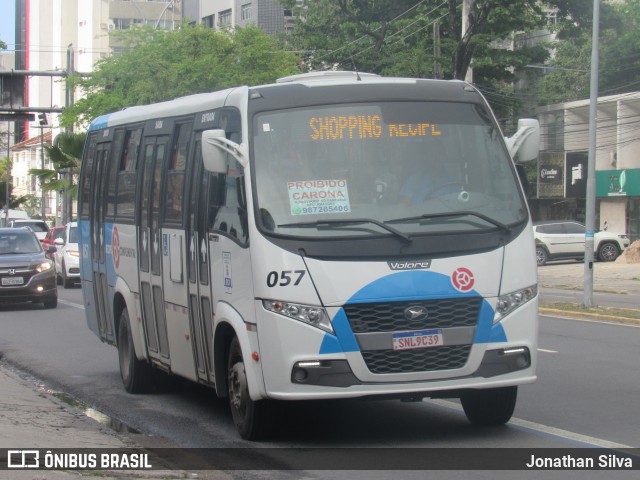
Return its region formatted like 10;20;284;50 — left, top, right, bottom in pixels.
252;101;527;239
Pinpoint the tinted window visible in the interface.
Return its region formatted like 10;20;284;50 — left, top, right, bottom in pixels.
564;222;585;234
164;122;192;223
543;224;563;234
0;232;42;254
116;128;142;220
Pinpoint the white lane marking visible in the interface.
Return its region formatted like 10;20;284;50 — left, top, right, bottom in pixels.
428;399;633;449
540;313;640;328
58;299;84;310
537;348;558;353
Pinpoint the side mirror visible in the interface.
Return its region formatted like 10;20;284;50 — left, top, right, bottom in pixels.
505;119;540;162
202;127;249;172
201;129;229;173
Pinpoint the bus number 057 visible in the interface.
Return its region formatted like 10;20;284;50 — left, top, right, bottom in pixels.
266;270;306;287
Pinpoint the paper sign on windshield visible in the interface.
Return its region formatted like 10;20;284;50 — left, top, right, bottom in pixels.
287;179;351;216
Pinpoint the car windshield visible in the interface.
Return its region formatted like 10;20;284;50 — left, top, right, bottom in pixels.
68;226;78;243
15;221;48;232
252;101;526;239
0;232;43;254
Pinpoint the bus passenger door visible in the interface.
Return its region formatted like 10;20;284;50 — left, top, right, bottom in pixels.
138;135;171;366
91;140;113;342
186;147;215;384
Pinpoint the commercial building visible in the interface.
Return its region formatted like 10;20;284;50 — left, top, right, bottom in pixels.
535;92;640;241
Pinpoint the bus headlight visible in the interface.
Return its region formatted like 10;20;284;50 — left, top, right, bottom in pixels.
262;299;333;334
493;285;537;324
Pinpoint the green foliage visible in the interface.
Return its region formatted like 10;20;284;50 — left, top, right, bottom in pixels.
62;24;300;128
29;132;86;200
535;0;640;105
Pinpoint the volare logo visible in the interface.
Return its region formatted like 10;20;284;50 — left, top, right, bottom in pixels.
387;260;432;270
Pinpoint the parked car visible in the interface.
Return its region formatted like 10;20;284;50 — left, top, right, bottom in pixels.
42;225;65;257
533;220;630;266
54;222;79;288
0;227;57;308
9;219;50;243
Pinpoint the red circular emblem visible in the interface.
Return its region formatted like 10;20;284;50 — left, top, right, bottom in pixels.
112;226;120;269
451;267;474;292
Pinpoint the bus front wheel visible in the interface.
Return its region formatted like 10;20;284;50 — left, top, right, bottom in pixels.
118;308;152;394
460;386;517;426
227;336;272;440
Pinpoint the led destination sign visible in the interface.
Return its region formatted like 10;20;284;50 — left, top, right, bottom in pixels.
309;115;442;141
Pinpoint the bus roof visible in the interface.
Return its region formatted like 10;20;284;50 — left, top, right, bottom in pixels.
88;72;478;132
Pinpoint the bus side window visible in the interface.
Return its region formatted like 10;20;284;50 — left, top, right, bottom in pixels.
115;127;142;221
106;130;124;219
79;135;98;220
163;121;192;224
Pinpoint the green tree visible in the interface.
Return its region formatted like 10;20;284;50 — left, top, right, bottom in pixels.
62;24;300;128
29;132;86;221
533;0;640;106
279;0;561;119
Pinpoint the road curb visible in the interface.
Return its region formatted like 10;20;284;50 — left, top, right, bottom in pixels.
538;307;640;326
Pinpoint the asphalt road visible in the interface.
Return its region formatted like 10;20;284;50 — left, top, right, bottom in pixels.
1;286;639;478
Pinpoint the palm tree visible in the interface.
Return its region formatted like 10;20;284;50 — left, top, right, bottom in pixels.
29;131;86;223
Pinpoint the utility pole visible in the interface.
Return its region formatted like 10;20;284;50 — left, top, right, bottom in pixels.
462;0;475;83
39;112;47;220
433;21;441;80
4;123;9;225
583;0;600;309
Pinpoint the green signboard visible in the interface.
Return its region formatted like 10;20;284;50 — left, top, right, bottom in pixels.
596;169;640;197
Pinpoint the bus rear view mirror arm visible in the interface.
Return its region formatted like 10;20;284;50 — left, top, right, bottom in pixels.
202;129;247;172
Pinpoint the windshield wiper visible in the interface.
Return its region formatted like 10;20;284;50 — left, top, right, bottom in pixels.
278;218;412;243
386;211;512;234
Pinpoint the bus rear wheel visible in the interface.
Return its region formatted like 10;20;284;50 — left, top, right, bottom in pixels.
460;386;517;426
227;336;272;440
118;308;153;394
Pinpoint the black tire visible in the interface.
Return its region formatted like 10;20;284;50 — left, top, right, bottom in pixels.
227;336;272;440
597;242;619;262
62;261;73;288
535;246;548;266
118;308;153;393
43;296;57;309
461;386;517;426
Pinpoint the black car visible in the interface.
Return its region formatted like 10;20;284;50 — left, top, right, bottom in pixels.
0;228;57;308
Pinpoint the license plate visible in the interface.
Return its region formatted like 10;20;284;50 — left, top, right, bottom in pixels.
2;277;24;286
392;329;444;351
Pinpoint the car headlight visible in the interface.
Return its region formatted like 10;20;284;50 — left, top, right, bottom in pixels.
67;250;80;257
35;260;54;273
494;285;538;324
262;299;333;334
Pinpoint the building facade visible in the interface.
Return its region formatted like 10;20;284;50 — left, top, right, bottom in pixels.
535;92;640;241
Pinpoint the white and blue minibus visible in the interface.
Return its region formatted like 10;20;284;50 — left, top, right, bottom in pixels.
79;71;540;439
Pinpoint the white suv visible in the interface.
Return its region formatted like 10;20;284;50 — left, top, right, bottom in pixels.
533;220;630;266
54;222;80;288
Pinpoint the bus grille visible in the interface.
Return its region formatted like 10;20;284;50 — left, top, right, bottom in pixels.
361;345;471;374
344;297;482;333
343;298;481;374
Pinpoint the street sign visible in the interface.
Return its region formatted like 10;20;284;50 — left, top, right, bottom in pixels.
0;113;36;122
